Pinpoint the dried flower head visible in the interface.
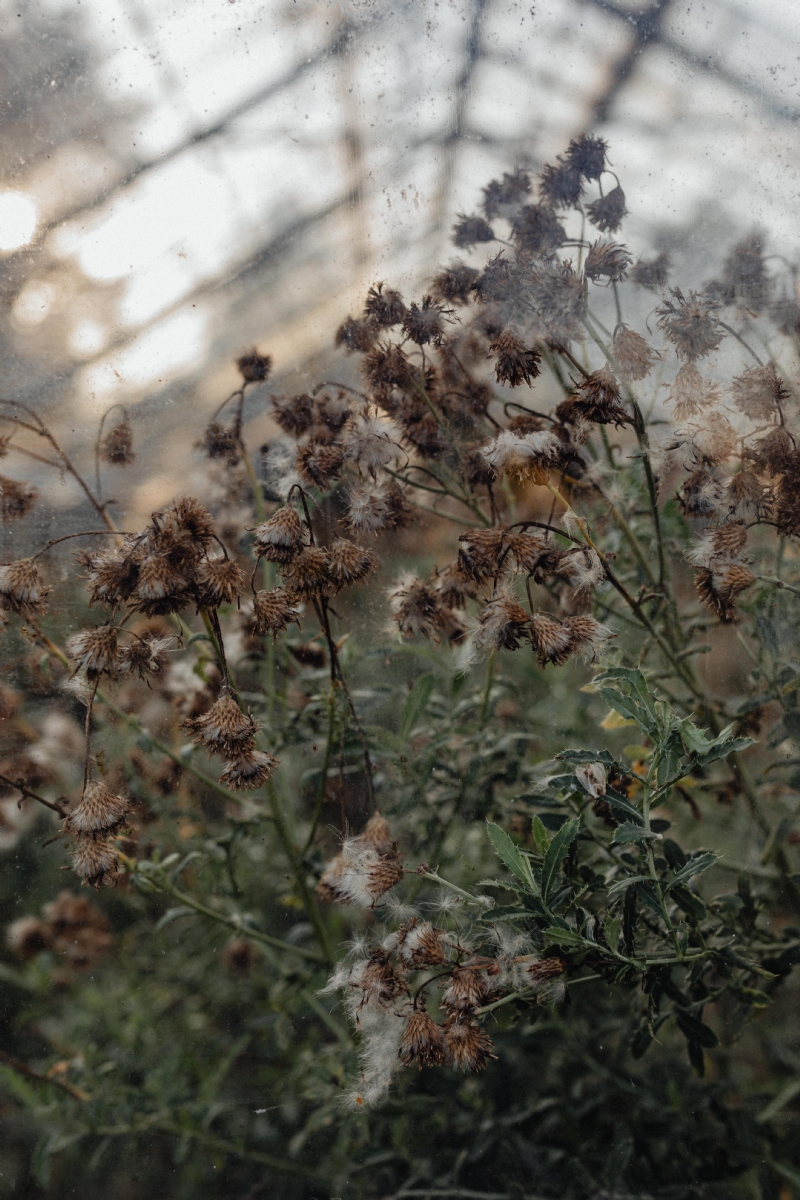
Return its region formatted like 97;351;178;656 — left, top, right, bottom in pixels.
67;625;119;678
525;955;567;990
399;1010;446;1068
566;133;607;180
668;363;722;420
562;615;614;661
695;563;756;623
480;429;563;481
489;329;541;387
565;368;628;427
656;288;724;360
81;544;139;607
0;558;50;617
100;420;134;465
335;315;378;354
530;610;573;667
219;747;278;791
396;919;448;968
612;326;658;381
199;422;240;462
237;351;272;382
252;506;307;564
584;240;632;283
317;830;403;908
731;363;786;422
282;546;333;601
482;169;531;220
342;411;402;476
364;282;407;327
64;780;129;835
344;481;413;534
441;966;492;1013
510;204;567;257
6;915;52;958
116;633;173;678
457;529;507;585
0;475;37;521
443;1017;495;1072
251;588;300;637
270;393;314;437
185;690;258;758
474;592;531;652
196;557;245;608
389;575;448;640
435;563;479;609
69;834;120;888
527;258;585;340
327;539;376;589
452;213;495;248
431;263;480;305
539;158;583;208
295;441;345;490
630;251;670;291
506;531;561;581
690;411;738;465
586;185;627;233
401;296;455;347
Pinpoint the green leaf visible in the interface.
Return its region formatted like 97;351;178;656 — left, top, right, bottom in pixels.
556;748;617;767
612;822;661;845
542;925;587;949
605;916;620;955
596;687;647;729
733;987;772;1008
486;822;535;890
676;1011;719;1048
607;874;654;895
671;884;706;922
604;788;644;825
532;815;550;855
668;852;717;889
541;817;579;901
155;906;196;932
401;673;435;741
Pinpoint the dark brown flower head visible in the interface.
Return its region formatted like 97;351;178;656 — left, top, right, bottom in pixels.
528;259;585;340
566;134;607;180
161;497;216;553
293;441;345;487
282;546;333;601
749;427;794;476
219;748;278;791
530;610;573;667
362;812;396;855
362;341;414;398
196;557;245;608
584;240;632;283
252;506;307;563
612;326;658;381
70;834;120;888
133;554;189;614
510;204;567;257
431;262;480;305
317;830;403;908
731;363;786;421
475;592;531;651
352;950;409;1005
463;445;496;489
251;588;300;637
0;558;50;617
481;169;531;220
695;563;756;623
457;528;507;584
539;158;583;208
489;329;541;388
562;615;614;661
441;965;492;1013
678;470;725;519
327;539;376;589
402;295;455;347
364;282;407;327
506;532;561;582
67;625;118;678
313;390;353;434
630;251;670;291
64;781;129;836
668;362;721;419
586;184;627;233
335;315;378;354
656;288;724;360
526;955;567;988
435;563;479;609
236;350;272;382
6;916;52;958
443;1016;495;1072
727;469;765;515
0;475;37;521
185;690;259;758
270;393;314;437
397;919;448;968
566;368;628;427
399;1010;446;1068
389;575;448;640
117;633;173;678
198;421;240;463
472;252;523;303
722;234;769;310
452;213;495;248
100;420;134;465
81;545;138;607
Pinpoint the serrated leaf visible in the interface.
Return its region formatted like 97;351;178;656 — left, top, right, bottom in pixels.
607;874;654;895
605;916;620;955
668;852;717;889
541;818;579;902
597;687;645;728
556;748;617;767
612;822;661;845
532;815;549;855
400;673;435;741
486;822;534;890
604;788;644;826
671;884;706;922
542;925;587;949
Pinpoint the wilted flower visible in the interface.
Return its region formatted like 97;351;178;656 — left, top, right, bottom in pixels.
335;315;378;353
656;288;725;360
489;329;541;387
431;263;480;305
364;282;407;327
586;185;626;233
584;240;632;283
563;369;628;427
270;393;314;437
100;420;134;465
402;296;455;346
69;834;120;888
219;748;278;791
399;1010;446;1068
296;441;345;489
510;204;567;256
252;506;307;564
474;592;531;652
668;363;721;420
116;633;173;678
185;690;259;758
236;350;272;382
563;615;614;661
539;158;583;208
64;780;129;835
282;546;333;601
566;133;607;180
317;820;403;907
443;1017;495;1072
396;919;448;968
480;429;563;481
481;169;531;220
457;529;507;585
196;557;245;608
327;539;376;589
251;588;300;637
67;625;119;678
530;610;573;667
0;558;50;617
452;213;495;248
441;966;492;1013
389;575;450;640
344;481;413;534
341;412;402;475
695;563;756;623
731;364;786;421
612;326;658;381
0;475;37;521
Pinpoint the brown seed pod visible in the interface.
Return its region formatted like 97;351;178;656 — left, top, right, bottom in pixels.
0;558;50;617
236;350;272;382
184;690;259;758
67;625;119;678
489;329;541;388
612;326;658;381
440;966;492;1013
100;420;135;465
252;506;307;564
586;185;627;233
250;588;300;638
656;288;724;361
195;557;245;608
219;748;279;791
399;1010;447;1068
69;834;120;889
442;1016;495;1072
281;546;334;601
530;610;573;667
326;539;376;589
64;781;129;836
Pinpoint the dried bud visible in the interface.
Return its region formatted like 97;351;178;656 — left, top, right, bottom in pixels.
219;748;278;791
474;592;531;652
612;326;658;381
335;315;378;353
100;420;134;465
656;288;724;361
0;475;37;521
185;690;259;758
440;966;492;1013
668;363;721;419
252;506;307;563
457;528;507;585
281;546;333;601
69;834;120;888
296;440;345;489
489;329;541;387
0;558;50;617
67;625;119;678
116;633;172;678
586;185;627;233
389;575;450;640
584;240;632;283
452;213;495;248
430;263;480;305
64;781;129;835
399;1010;447;1068
731;364;786;421
443;1017;495;1072
200;422;241;462
539;159;583;208
566;133;607;180
236;351;272;382
251;588;300;637
563;368;628;427
327;539;376;589
695;563;756;623
530;610;573;667
397;919;448;968
482;169;531;220
195;557;245;608
402;296;455;347
270;393;314;437
364;283;407;327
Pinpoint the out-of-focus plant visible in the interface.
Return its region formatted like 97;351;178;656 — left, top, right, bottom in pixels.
1;135;800;1198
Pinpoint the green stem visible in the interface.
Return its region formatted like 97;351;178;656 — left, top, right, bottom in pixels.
266;779;336;965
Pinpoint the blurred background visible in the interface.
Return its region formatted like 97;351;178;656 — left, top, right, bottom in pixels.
0;0;799;520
